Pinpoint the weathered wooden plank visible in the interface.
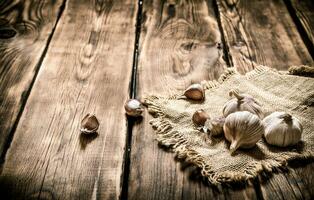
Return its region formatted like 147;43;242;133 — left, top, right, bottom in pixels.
289;0;314;55
259;172;310;200
294;163;314;198
216;0;312;73
127;0;258;199
0;0;137;199
0;0;65;159
137;0;227;95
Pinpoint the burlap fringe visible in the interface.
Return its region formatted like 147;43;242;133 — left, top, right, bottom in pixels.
144;66;314;185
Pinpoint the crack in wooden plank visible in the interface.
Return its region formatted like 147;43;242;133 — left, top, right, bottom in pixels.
213;0;233;67
216;0;312;73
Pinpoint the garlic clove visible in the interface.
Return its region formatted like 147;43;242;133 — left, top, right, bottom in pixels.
223;90;264;118
183;83;205;101
223;111;264;155
263;112;302;147
206;116;225;136
80;114;99;134
192;109;210;126
124;99;144;117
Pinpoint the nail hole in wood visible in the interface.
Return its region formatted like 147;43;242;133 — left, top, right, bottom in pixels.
217;42;222;49
181;42;194;51
168;4;176;17
0;28;17;39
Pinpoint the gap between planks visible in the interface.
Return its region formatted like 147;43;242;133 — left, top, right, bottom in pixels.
283;0;314;59
120;0;143;199
120;0;232;198
0;0;68;172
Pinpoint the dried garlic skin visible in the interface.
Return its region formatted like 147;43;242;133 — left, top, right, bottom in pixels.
206;117;225;136
184;84;205;101
223;111;264;155
223;90;263;118
124;99;144;117
263;112;302;147
80;114;99;134
192;109;210;126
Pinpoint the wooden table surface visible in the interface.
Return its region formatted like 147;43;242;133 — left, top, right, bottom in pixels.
0;0;313;199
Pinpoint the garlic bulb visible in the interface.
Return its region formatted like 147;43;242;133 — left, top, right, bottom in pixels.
124;99;144;117
263;112;303;147
192;109;210;126
205;117;225;136
222;90;263;118
80;114;99;134
223;111;264;155
183;83;205;101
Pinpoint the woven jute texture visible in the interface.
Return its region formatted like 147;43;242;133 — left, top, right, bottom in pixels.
145;66;314;185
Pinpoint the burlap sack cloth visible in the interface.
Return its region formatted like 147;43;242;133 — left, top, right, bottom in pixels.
144;66;314;184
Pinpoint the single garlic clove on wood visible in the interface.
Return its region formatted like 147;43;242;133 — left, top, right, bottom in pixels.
222;89;264;118
183;83;205;101
263;112;303;147
192;109;210;126
205;116;225;136
223;111;264;155
124;99;144;117
80;114;99;134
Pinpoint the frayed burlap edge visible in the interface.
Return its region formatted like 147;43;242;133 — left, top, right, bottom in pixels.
144;65;314;185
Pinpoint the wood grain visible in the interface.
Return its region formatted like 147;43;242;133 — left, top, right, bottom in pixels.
0;0;65;159
0;0;137;199
216;0;313;73
136;0;227;95
289;0;314;54
293;163;314;198
127;0;257;199
259;172;309;200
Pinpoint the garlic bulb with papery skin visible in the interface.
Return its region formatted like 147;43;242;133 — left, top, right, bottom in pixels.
124;99;144;117
223;111;264;155
205;117;225;136
183;83;205;101
192;109;210;126
222;90;263;118
263;112;302;147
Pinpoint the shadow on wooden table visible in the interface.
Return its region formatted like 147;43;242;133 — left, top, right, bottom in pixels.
79;132;99;150
0;175;55;200
157;145;314;193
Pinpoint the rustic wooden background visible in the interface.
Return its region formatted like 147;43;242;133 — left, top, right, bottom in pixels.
0;0;313;199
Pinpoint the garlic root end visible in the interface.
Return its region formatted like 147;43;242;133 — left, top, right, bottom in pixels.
280;113;292;122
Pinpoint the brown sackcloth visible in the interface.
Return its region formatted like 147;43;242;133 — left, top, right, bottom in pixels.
144;66;314;184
